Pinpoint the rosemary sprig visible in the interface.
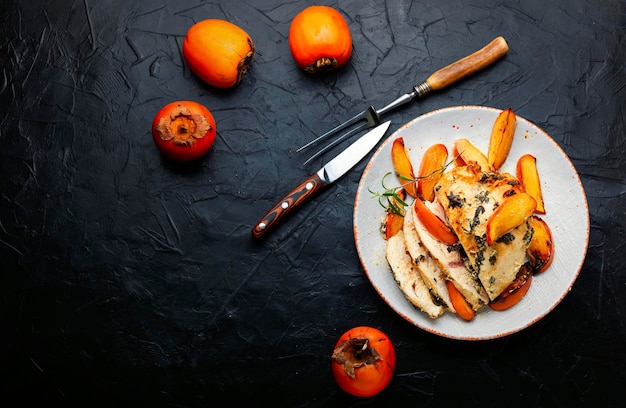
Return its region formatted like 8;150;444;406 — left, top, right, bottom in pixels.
368;154;460;216
368;172;408;216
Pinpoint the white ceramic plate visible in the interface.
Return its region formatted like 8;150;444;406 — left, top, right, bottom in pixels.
354;106;589;341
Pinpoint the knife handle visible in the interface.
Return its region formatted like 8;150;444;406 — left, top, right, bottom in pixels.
251;173;325;239
425;36;509;91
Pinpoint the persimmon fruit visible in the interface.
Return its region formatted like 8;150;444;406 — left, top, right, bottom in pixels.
152;101;216;162
383;188;406;239
413;197;459;246
517;154;546;214
489;263;533;311
331;326;395;397
485;192;536;245
446;280;476;321
417;143;448;202
289;6;352;73
390;137;417;197
183;19;255;88
453;138;491;171
383;211;404;239
488;108;516;170
527;215;554;273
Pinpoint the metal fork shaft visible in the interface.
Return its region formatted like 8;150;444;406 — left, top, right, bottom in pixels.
377;81;433;116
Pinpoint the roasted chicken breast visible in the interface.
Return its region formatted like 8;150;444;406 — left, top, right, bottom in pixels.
435;163;533;300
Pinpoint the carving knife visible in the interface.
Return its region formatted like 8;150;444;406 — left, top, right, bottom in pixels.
251;121;391;239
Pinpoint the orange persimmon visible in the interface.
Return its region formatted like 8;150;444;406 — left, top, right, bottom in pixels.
331;326;395;397
152;101;216;162
488;108;516;170
489;263;533;311
413;197;458;246
417;143;448;202
485;192;536;246
517;154;546;214
391;137;417;197
383;189;407;239
183;19;255;88
527;216;554;273
289;6;352;73
453;138;491;171
446;281;476;321
383;212;404;240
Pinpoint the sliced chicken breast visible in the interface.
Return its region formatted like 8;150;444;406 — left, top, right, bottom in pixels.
411;200;490;310
435;163;533;300
402;208;454;311
386;230;445;319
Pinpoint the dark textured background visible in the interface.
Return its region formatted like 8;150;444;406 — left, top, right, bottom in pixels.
1;0;624;406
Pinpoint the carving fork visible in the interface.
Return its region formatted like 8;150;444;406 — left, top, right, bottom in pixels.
298;37;510;165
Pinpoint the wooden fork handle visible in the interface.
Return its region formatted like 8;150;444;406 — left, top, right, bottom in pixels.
426;36;509;91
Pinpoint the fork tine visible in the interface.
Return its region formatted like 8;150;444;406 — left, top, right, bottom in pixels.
301;106;382;166
302;122;368;166
296;109;369;152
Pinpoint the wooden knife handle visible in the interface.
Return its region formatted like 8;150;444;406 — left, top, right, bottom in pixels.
251;172;326;239
426;36;509;91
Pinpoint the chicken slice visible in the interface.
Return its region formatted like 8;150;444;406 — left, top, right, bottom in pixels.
386;231;445;319
402;208;454;311
411;200;490;311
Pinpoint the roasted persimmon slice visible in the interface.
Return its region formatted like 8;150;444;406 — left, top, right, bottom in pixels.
485;192;536;245
382;189;407;240
489;263;533;311
527;215;554;273
517;154;546;214
453;138;491;171
383;212;404;239
391;137;418;197
413;198;458;246
488;108;516;170
446;280;476;321
417;143;448;202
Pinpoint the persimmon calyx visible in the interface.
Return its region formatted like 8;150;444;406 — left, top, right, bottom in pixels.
155;104;212;147
331;337;383;379
305;57;339;73
237;41;256;83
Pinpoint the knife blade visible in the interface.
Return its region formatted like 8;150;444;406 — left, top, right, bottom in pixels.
251;121;391;239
